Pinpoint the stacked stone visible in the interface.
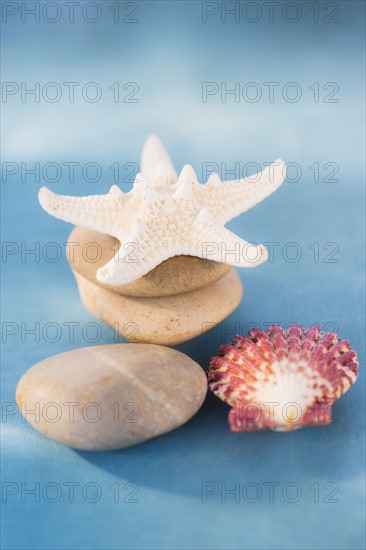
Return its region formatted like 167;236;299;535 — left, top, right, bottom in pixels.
68;226;243;345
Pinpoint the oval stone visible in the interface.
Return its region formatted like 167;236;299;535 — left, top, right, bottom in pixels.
16;344;207;451
67;226;231;297
74;269;243;346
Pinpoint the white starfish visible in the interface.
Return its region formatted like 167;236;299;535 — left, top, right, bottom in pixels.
39;136;286;285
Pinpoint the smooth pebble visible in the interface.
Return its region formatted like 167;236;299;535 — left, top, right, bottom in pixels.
16;344;207;451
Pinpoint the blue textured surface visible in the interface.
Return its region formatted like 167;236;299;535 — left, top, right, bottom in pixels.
1;2;365;549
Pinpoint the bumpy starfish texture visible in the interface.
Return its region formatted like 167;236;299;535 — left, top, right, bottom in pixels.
39;136;286;285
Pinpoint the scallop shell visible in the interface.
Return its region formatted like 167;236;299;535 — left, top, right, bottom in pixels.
208;324;359;432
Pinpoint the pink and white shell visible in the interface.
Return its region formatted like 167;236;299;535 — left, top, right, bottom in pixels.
208;324;359;432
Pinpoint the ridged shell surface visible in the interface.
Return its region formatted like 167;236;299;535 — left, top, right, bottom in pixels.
208;324;359;432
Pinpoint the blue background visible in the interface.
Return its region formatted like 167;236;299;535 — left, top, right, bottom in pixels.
1;1;365;549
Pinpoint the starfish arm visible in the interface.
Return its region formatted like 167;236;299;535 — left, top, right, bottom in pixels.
141;135;178;183
191;212;268;268
96;228;170;285
38;186;138;239
197;159;286;223
97;205;268;285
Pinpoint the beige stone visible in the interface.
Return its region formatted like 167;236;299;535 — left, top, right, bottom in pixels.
74;269;243;346
67;226;231;297
16;344;207;451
